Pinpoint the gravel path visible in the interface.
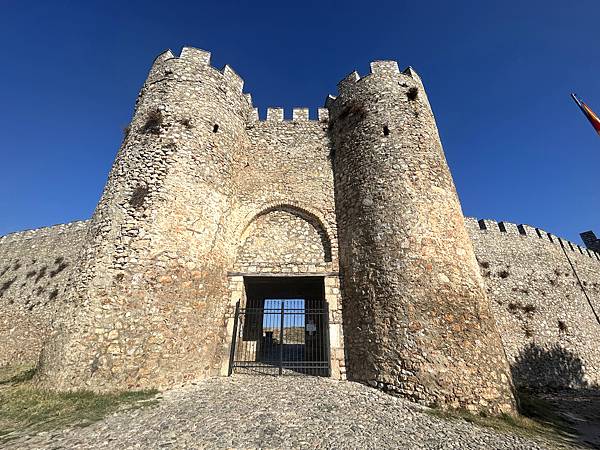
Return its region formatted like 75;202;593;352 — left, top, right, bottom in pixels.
5;376;571;449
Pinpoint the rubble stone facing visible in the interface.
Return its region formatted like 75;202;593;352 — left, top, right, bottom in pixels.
235;209;329;271
467;218;600;389
31;47;344;391
0;221;89;366
3;47;595;416
35;48;254;390
327;62;516;414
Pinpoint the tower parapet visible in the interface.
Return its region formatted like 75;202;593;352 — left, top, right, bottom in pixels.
327;61;516;414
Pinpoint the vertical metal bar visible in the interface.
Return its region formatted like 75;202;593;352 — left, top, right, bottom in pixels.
243;312;248;368
279;302;285;376
242;311;248;370
294;300;297;372
298;299;301;373
228;300;241;376
316;302;320;376
307;300;311;376
249;308;254;366
300;299;303;373
324;301;331;377
304;298;315;375
315;302;318;375
315;301;318;376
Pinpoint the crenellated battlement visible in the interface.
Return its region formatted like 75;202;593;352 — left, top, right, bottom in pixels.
466;217;600;261
145;51;426;126
143;52;428;128
145;47;248;100
145;47;341;124
326;60;421;108
179;47;210;64
248;107;329;123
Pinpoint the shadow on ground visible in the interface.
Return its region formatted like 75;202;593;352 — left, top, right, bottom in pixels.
512;343;600;448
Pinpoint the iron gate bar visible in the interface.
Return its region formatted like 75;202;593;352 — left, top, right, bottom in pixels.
279;303;284;376
323;301;331;376
227;300;241;376
229;301;331;377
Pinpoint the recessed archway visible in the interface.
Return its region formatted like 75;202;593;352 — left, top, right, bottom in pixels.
235;204;333;271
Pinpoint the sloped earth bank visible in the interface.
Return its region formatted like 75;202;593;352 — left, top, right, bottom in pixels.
4;376;583;449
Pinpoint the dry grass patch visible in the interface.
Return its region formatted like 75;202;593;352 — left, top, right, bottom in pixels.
0;365;158;444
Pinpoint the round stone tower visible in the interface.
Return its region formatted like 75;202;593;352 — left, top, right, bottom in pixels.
328;61;516;414
36;48;252;390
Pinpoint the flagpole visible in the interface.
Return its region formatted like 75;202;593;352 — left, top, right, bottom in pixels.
571;93;600;136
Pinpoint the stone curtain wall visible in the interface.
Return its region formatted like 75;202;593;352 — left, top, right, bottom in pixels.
0;221;89;367
328;62;516;414
5;214;599;391
467;218;600;390
5;47;593;410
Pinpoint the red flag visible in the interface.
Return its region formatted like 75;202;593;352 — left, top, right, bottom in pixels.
571;93;600;136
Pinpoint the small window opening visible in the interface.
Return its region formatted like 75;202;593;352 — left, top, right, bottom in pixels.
407;87;419;101
213;124;219;133
383;125;390;136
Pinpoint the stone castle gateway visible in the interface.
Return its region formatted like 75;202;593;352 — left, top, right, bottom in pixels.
1;47;599;415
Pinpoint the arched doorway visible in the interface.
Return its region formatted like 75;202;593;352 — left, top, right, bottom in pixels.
226;205;335;377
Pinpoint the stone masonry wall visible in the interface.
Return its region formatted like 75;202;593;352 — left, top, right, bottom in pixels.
5;48;595;410
467;218;600;390
35;48;345;390
232;110;337;275
5;213;600;392
235;208;329;272
0;221;89;367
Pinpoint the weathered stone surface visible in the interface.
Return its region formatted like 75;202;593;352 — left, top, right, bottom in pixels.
467;218;600;390
0;221;89;367
327;63;515;414
29;47;343;393
1;47;597;416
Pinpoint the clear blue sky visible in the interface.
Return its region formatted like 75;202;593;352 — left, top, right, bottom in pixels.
1;0;598;243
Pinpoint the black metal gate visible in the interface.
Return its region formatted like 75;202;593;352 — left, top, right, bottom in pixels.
228;299;331;376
